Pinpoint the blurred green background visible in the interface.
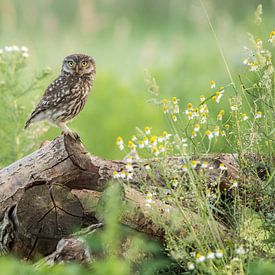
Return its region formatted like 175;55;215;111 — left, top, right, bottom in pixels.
0;0;274;159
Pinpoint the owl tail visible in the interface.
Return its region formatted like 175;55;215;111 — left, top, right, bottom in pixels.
24;117;32;129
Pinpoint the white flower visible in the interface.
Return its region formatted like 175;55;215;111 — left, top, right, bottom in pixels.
195;254;206;263
139;141;145;149
255;111;262;119
191;131;197;138
230;180;238;188
162;131;172;140
152;147;159;156
11;45;19;51
113;171;120;179
182;165;188;172
125;156;132;163
207;252;215;259
116;137;124;150
205;130;213;140
127;172;133;180
143;137;149;146
145;203;151;208
119;144;124;150
120;171;126;179
215;249;223;258
172;97;179;104
164;204;170;213
242;113;248;121
194;124;200;132
235;247;246;255
250;61;258;71
210;80;216;89
213;127;220;137
268;30;275;43
144;164;151;170
219;163;227;171
256;39;262;48
243;58;248;65
201;162;209;169
230;105;238;111
173;105;179;114
191;160;198;169
21;46;28;52
144;126;151;135
187;262;195;270
159;145;165;153
131;135;137;142
158;136;164;143
0;49;3;54
22;52;29;58
172;115;177;122
125;163;133;172
172;178;178;188
4;46;13;52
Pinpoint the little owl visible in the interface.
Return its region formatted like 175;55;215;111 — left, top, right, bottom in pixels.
24;54;96;139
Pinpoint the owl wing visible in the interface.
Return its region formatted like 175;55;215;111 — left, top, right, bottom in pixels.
24;75;78;128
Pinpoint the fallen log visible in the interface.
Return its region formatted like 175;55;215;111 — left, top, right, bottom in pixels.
0;134;266;259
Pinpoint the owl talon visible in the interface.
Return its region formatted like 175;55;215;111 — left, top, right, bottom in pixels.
63;131;80;141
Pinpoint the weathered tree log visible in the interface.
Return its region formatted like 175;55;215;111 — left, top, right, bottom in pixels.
0;134;264;258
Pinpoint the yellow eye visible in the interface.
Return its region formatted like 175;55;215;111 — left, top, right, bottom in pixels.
81;61;88;67
68;61;74;67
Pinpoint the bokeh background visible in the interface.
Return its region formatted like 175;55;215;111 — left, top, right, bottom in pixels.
0;0;274;159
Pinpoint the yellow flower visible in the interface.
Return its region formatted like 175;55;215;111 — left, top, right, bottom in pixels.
187;103;193;110
250;61;258;72
191;131;197;138
152;146;159;156
241;113;248;121
214;126;220;136
205;130;213;139
163;105;169;114
200;95;205;102
182;165;188;172
172;97;179;104
150;135;157;146
256;38;262;48
159;144;165;153
194;123;200;132
268;30;275;43
144;126;151;135
139;140;145;148
210;80;216;89
162;98;168;104
201;161;208;168
172;115;177;122
255;111;262;119
191;160;198;169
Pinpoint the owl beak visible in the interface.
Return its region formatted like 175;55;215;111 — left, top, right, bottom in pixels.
75;65;79;74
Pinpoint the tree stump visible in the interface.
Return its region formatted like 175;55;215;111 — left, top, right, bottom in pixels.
13;184;83;258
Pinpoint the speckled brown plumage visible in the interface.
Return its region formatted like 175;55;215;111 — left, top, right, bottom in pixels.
25;54;96;138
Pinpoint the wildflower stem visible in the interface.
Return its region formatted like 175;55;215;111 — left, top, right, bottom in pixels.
199;0;237;94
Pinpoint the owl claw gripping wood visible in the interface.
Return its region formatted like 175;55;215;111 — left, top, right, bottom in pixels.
24;54;96;140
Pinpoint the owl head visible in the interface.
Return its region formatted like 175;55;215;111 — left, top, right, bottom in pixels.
61;54;96;76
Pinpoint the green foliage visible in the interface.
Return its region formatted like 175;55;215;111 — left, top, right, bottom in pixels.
0;47;51;166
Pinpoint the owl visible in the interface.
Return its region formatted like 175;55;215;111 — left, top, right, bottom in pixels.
24;54;96;139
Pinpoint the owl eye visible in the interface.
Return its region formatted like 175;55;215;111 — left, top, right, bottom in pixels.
68;61;74;67
81;61;88;67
